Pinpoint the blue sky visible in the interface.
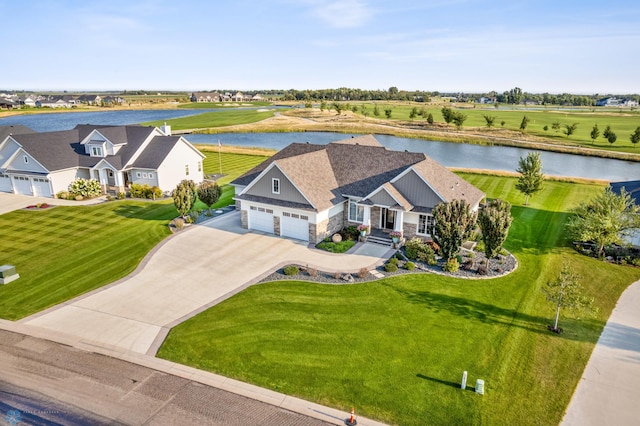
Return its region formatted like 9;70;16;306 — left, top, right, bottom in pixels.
3;0;639;94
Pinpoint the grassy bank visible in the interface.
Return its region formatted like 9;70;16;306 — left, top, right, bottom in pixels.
142;109;275;130
158;175;640;425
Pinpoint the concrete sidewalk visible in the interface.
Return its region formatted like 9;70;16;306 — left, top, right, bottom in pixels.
0;192;108;215
561;279;640;425
22;211;392;355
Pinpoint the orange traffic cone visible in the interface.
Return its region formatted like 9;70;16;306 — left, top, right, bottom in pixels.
347;406;357;425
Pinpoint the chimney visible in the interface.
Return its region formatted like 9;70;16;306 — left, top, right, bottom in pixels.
161;122;172;136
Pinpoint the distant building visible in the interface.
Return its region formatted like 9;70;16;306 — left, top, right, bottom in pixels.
190;92;221;103
596;97;638;107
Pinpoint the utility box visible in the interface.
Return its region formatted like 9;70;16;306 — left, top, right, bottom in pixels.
0;265;20;285
475;379;485;395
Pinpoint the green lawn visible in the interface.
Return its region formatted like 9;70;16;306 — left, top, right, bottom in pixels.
143;109;275;130
0;201;175;320
349;102;640;153
0;150;268;320
158;176;640;425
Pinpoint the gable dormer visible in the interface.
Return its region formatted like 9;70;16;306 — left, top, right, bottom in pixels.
80;129;124;156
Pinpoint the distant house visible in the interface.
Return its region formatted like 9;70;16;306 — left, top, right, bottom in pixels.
36;98;72;108
190;92;221;103
102;96;125;105
610;180;640;247
232;92;244;102
19;95;37;107
0;98;17;109
596;97;638;107
251;94;263;101
0;124;205;198
77;94;102;105
231;135;485;243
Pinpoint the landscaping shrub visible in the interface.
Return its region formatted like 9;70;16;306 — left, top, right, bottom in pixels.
130;183;162;199
462;259;475;270
56;191;69;199
333;271;342;280
308;267;318;277
385;262;398;272
443;258;460;273
478;264;488;275
283;265;299;276
426;240;440;253
357;267;369;278
316;240;355;253
69;178;101;198
116;192;126;200
405;261;415;271
388;257;398;265
405;238;437;264
342;225;359;241
173;218;185;230
106;195;114;201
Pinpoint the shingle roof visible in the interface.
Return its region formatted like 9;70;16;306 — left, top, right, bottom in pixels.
234;135;485;212
10;129;83;171
410;157;485;206
611;180;640;206
0;125;35;142
131;136;182;169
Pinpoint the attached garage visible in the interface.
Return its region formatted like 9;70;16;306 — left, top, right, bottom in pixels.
12;176;32;195
248;206;274;234
281;212;309;241
32;177;52;197
0;173;11;193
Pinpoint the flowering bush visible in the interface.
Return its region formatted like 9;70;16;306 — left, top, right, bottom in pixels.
357;224;369;232
389;231;402;238
69;178;101;198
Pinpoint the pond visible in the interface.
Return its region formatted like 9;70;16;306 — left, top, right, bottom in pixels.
186;132;640;181
1;111;638;181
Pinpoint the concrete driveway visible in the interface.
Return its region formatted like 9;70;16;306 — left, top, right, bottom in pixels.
22;212;391;355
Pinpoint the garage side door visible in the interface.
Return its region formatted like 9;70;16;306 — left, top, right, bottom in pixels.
13;176;32;195
281;212;309;241
32;177;52;197
249;206;274;234
0;173;11;193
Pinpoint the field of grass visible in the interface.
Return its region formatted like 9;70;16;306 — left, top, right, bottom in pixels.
347;102;640;153
143;109;275;130
158;176;640;425
0;201;175;320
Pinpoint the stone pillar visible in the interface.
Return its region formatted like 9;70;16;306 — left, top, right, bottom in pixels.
274;216;281;235
370;207;381;230
240;210;248;229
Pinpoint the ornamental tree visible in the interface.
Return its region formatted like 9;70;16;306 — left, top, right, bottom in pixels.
197;181;222;213
172;179;197;217
478;199;513;258
515;152;544;205
543;263;595;332
432;199;477;261
590;124;600;144
566;187;640;258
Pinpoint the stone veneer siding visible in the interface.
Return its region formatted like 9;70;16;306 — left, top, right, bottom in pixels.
370;206;381;229
403;222;417;239
240;210;248;229
313;211;344;243
274;216;281;236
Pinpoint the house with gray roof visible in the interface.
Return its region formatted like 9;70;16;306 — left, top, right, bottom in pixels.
0;124;205;198
231;135;485;243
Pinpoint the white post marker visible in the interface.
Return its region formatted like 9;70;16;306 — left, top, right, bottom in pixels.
476;379;485;395
461;371;467;390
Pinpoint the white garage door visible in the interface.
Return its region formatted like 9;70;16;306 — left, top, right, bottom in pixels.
0;173;11;193
13;176;32;195
281;212;309;241
32;177;52;197
249;206;274;234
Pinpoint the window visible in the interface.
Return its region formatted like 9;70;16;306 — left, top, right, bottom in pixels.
348;200;364;222
91;146;103;157
272;178;280;194
198;162;202;172
136;172;142;178
23;156;29;164
143;173;148;178
185;164;189;176
108;170;114;178
418;214;435;235
148;172;154;178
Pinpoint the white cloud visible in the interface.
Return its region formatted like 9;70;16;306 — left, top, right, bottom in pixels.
308;0;374;28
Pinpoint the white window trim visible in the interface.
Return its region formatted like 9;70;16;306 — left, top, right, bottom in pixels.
348;200;364;222
417;214;435;236
148;172;154;178
136;172;142;178
272;178;280;194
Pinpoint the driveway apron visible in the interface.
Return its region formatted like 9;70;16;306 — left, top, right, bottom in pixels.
22;212;390;354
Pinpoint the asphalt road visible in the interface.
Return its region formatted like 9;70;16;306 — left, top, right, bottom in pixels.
0;329;331;426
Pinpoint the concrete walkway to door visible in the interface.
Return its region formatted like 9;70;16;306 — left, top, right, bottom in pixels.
22;212;392;355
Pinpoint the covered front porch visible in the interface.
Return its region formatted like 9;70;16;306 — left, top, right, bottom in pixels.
90;161;126;195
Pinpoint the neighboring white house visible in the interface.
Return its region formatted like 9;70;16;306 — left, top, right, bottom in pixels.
0;124;205;198
232;135;485;243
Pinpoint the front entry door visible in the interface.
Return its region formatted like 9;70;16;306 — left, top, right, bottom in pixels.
381;208;395;230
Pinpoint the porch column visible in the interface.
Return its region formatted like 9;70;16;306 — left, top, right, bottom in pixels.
394;210;404;234
363;205;371;229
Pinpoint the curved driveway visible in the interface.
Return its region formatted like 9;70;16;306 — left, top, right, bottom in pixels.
22;212;391;355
